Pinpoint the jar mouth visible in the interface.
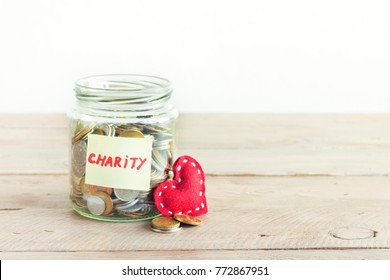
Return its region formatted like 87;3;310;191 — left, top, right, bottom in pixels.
73;74;176;121
75;74;171;93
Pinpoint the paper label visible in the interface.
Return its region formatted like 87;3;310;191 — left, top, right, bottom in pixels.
85;134;152;191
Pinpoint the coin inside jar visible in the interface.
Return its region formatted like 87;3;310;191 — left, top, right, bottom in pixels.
79;177;112;195
86;195;106;216
72;140;87;177
86;192;113;216
119;129;144;138
72;122;95;144
94;191;113;216
114;188;139;202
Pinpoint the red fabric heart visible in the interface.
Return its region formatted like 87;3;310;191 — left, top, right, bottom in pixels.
154;155;208;217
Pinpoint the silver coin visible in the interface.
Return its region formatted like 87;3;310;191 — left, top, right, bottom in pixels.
86;195;105;215
114;198;139;210
118;204;151;217
122;200;145;212
137;190;151;199
114;188;140;201
150;225;182;233
152;152;169;172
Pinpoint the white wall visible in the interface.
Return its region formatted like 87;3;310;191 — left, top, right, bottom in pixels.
0;0;389;113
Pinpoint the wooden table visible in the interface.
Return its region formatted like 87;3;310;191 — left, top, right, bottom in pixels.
1;114;390;259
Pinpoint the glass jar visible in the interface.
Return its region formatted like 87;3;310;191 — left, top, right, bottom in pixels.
68;74;178;222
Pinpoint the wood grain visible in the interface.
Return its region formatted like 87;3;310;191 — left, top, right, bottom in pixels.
1;114;390;176
2;250;390;260
1;174;390;259
1;114;390;259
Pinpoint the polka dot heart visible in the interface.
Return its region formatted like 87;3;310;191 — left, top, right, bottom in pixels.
154;155;208;217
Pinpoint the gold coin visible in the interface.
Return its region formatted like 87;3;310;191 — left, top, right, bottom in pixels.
90;185;112;196
119;129;144;138
173;214;202;226
151;217;180;229
94;191;113;216
72;122;95;144
79;177;112;196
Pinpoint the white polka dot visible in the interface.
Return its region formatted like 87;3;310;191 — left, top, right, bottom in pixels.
178;178;181;183
195;207;200;211
178;212;182;215
172;185;176;189
158;192;162;196
199;191;203;196
183;159;188;163
191;162;196;167
160;203;164;208
177;165;181;171
200;179;203;185
201;203;205;208
168;211;173;215
163;186;168;189
197;169;201;175
187;210;192;214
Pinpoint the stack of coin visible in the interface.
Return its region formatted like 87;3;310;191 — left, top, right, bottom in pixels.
69;119;174;221
150;214;202;233
150;217;182;233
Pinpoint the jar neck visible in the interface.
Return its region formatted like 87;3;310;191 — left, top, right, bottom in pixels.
73;75;177;122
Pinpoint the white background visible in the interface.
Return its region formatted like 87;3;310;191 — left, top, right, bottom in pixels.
0;0;389;113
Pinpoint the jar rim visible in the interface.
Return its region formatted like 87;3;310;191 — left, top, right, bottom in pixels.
75;74;171;92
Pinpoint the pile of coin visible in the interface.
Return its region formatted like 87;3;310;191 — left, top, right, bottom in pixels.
150;214;202;233
69;119;174;221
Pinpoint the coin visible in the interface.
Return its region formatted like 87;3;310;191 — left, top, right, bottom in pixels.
72;140;87;177
94;191;113;216
72;122;95;144
86;195;106;216
119;129;144;138
173;214;202;226
94;123;116;136
92;128;106;135
73;197;87;208
79;177;112;196
115;124;143;135
114;198;139;210
117;202;146;216
150;225;182;233
151;217;180;229
114;188;139;202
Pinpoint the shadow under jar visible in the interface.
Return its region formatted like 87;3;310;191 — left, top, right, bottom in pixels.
69;74;178;222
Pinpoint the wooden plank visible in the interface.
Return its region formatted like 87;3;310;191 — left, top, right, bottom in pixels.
181;148;390;176
2;249;390;260
0;113;67;128
2;113;390;149
1;114;390;260
177;114;390;149
1;175;390;257
1;114;390;176
0;127;68;174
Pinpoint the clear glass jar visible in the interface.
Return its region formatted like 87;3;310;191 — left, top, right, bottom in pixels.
68;74;178;222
